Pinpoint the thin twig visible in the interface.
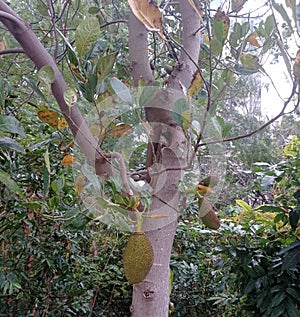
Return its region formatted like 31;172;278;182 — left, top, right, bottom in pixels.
198;83;299;147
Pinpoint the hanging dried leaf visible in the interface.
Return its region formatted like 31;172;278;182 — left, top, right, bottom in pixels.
128;0;164;39
74;173;86;194
61;154;75;166
247;31;261;48
108;123;133;136
58;117;68;130
188;71;203;97
37;109;59;128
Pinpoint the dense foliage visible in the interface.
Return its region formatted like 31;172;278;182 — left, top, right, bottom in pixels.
1;0;300;316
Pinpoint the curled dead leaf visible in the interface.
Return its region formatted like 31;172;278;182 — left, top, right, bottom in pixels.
128;0;164;39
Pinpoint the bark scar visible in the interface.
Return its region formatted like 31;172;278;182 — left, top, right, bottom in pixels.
143;288;155;300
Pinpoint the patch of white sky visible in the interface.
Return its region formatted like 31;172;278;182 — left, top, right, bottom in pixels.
210;0;298;118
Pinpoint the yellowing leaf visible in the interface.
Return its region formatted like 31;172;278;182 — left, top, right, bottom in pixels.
240;54;260;70
38;109;59;128
58;117;68;130
97;91;115;110
197;184;214;195
247;31;261;48
90;124;106;143
108;123;133;137
61;154;75;166
188;71;203;97
74;173;86;194
128;0;164;39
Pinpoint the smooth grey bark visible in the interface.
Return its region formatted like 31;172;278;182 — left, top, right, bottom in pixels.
128;1;201;316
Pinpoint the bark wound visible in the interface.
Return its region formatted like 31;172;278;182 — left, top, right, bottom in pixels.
143;288;155;300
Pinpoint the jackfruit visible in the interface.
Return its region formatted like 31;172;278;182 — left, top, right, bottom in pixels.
123;232;154;284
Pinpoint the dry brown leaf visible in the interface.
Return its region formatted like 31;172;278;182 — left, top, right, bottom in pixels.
188;71;203;97
128;0;164;39
247;31;261;48
108;123;133;136
38;109;59;128
61;154;75;166
58;117;68;130
74;173;86;194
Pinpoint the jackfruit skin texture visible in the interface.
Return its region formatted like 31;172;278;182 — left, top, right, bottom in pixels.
123;232;154;284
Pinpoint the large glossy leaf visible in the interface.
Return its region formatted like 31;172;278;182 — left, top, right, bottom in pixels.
75;17;101;58
0;168;24;197
0;115;25;136
38;65;55;84
110;77;132;103
96;52;118;83
0;137;24;152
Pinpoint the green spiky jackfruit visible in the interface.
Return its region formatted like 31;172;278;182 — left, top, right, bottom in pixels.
123;232;154;284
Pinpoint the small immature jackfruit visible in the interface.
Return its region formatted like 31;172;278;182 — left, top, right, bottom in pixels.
123;232;154;284
198;197;220;230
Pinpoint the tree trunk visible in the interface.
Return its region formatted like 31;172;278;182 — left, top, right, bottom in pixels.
128;1;200;315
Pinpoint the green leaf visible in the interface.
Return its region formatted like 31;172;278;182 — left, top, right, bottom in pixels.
286;297;300;317
272;0;293;31
138;85;158;107
84;73;98;102
0;137;24;152
38;66;55;84
286;287;300;301
0;168;24;198
0;115;25;136
289;208;299;230
265;15;275;36
110;77;132;103
172;98;190;127
75;17;101;58
236;199;252;213
255;205;287;213
97;52;118;82
210;38;223;56
24;77;47;102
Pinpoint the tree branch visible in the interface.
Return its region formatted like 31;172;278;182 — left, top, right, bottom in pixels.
198;83;299;147
0;48;24;55
167;0;201;90
128;11;155;85
0;0;112;177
